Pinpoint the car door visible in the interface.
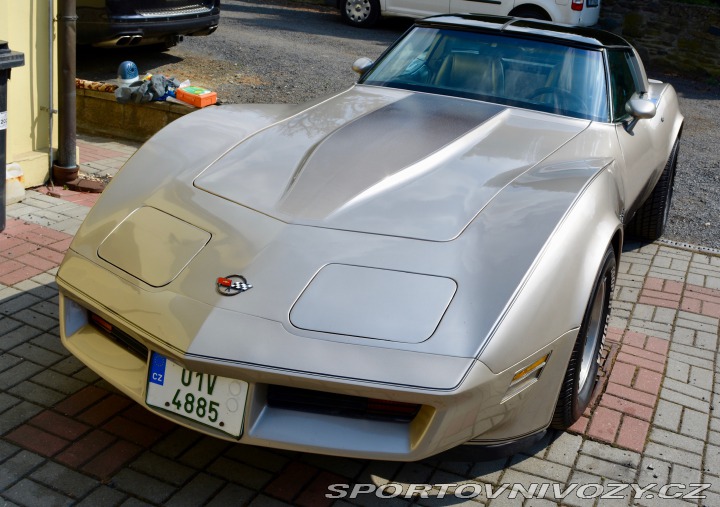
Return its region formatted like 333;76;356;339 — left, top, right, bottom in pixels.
449;0;513;17
608;49;667;215
383;0;450;17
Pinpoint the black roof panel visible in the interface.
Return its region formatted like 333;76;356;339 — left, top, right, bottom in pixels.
417;14;632;49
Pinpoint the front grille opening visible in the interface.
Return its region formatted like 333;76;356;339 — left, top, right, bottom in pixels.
267;385;421;423
89;312;148;360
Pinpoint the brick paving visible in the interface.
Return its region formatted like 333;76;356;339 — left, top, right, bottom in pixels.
569;328;669;453
1;137;719;505
0;219;72;287
75;134;141;180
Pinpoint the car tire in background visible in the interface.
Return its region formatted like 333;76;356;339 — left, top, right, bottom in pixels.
341;0;381;27
551;246;615;429
626;138;680;241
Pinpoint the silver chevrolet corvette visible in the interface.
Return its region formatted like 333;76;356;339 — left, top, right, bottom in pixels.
57;15;683;460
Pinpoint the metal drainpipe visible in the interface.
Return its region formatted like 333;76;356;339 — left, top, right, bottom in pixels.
53;0;78;184
48;0;57;186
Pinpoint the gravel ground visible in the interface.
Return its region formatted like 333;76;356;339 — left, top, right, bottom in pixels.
658;76;720;250
77;0;720;249
77;0;408;105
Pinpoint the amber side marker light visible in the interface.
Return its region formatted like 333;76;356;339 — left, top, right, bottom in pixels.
502;353;551;403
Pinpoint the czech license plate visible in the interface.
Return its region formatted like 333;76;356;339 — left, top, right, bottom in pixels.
146;352;248;438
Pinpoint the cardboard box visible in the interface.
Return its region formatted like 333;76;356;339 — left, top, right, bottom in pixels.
176;86;217;108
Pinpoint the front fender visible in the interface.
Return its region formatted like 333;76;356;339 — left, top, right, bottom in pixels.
479;164;622;374
474;165;622;438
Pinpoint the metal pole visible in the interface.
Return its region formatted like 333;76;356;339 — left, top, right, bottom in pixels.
53;0;78;184
0;69;8;231
49;0;57;186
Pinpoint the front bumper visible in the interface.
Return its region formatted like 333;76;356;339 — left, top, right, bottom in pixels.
57;251;572;461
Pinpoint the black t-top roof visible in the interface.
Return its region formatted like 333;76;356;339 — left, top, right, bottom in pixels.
417;14;633;50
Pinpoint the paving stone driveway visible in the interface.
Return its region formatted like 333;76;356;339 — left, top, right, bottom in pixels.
1;136;719;507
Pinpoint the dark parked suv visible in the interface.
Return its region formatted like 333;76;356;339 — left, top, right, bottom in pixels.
77;0;220;48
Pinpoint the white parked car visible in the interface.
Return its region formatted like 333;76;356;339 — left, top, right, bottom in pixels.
335;0;600;27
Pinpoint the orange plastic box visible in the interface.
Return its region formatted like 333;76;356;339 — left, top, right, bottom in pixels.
175;86;217;108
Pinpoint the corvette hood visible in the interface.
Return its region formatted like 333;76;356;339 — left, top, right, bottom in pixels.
60;87;614;374
194;87;590;241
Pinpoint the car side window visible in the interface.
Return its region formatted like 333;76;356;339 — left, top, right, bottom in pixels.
606;50;639;122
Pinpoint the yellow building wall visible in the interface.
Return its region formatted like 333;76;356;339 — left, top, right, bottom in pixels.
0;0;58;188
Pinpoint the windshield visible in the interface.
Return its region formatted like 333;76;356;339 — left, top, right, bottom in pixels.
360;27;609;122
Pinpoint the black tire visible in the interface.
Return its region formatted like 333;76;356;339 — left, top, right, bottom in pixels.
626;138;680;241
340;0;380;27
509;5;552;21
551;246;615;429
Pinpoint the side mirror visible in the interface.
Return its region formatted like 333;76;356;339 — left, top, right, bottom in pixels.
624;97;656;133
352;57;374;75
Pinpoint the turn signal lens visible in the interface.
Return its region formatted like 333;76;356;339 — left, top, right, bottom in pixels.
88;311;148;359
511;354;550;386
89;312;113;333
503;353;552;403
